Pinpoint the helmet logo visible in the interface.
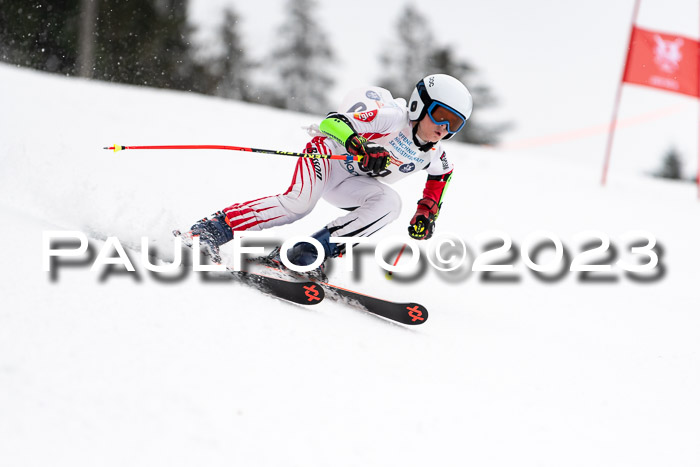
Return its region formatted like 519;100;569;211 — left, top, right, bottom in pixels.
428;76;435;87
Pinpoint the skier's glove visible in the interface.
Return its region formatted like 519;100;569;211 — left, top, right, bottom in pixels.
346;135;391;175
408;198;439;240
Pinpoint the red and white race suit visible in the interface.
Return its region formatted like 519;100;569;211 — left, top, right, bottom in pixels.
222;86;454;238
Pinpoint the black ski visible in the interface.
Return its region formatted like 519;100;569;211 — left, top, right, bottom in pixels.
318;281;429;325
173;230;324;306
175;230;427;321
232;270;324;306
248;255;429;325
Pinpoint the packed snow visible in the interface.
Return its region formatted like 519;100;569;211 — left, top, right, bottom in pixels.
1;62;699;467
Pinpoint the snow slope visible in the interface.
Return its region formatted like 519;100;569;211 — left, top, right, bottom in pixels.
1;63;699;467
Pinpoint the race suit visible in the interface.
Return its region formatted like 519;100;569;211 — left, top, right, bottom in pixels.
221;86;454;238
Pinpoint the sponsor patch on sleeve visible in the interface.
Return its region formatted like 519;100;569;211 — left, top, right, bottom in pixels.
440;151;450;170
353;109;378;122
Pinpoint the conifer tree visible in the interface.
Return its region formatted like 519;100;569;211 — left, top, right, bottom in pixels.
378;4;433;99
269;0;334;114
653;147;684;180
378;3;508;145
92;0;196;91
0;0;80;74
213;7;252;100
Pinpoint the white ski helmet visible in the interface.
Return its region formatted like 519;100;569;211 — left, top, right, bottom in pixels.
408;74;473;139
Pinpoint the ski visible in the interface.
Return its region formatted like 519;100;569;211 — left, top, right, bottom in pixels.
317;281;428;325
173;230;324;306
174;229;426;322
248;256;429;325
231;270;324;306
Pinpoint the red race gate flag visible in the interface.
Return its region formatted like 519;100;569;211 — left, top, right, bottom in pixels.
623;26;699;98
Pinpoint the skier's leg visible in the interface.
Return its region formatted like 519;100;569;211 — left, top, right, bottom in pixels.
274;174;402;272
223;156;331;231
322;174;402;238
190;138;335;260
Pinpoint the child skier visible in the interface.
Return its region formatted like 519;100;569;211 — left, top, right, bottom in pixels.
189;73;473;270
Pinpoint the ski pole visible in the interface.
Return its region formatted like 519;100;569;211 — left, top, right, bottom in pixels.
385;243;407;280
103;144;363;162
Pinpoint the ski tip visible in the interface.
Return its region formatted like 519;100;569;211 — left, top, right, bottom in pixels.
405;303;428;324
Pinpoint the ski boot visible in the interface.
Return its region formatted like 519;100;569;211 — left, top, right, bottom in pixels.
188;211;234;263
263;227;340;281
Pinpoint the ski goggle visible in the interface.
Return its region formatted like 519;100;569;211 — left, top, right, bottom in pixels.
426;101;466;134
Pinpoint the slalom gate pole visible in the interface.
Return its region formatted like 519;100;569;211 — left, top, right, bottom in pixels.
697;1;700;199
600;0;641;186
103;144;362;162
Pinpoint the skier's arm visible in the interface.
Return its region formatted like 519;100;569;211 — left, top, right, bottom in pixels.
322;97;406;140
319;114;358;148
319;114;390;175
408;170;453;240
422;170;453;210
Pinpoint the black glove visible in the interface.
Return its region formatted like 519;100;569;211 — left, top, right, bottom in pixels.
408;198;439;240
346;135;390;175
